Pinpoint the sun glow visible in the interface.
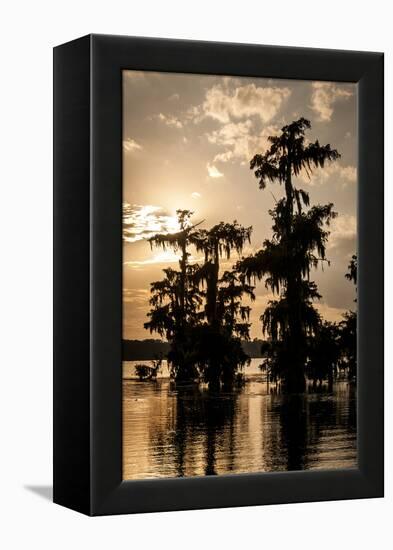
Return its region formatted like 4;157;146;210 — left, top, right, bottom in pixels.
124;250;181;267
123;203;181;243
124;250;203;268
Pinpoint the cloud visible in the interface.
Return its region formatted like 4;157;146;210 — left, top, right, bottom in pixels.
123;288;149;304
123;138;143;153
200;82;291;124
328;214;357;250
207;163;224;178
191;192;201;199
123;203;180;243
124;251;203;269
168;93;180;101
186;81;290;126
314;302;347;323
310;82;353;122
155;112;183;128
207;121;280;164
297;163;357;187
185;105;201;123
339;165;357;183
124;251;181;268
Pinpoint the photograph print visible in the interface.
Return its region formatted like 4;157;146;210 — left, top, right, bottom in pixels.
122;70;357;481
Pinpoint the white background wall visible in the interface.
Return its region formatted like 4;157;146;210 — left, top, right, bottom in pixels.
0;1;390;548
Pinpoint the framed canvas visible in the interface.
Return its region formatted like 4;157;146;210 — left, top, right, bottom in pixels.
53;34;384;516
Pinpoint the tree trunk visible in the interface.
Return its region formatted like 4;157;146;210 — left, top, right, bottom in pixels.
282;154;306;393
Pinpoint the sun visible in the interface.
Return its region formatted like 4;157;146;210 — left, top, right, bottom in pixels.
123;203;181;243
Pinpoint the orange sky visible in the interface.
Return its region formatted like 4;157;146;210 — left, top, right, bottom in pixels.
122;71;357;341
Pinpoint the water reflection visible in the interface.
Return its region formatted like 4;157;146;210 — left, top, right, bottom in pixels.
123;377;357;480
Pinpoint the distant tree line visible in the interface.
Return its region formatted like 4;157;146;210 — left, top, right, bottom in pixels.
139;119;357;392
122;338;267;361
123;339;170;361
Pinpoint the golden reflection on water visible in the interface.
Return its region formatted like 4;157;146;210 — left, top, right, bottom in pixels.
122;376;357;480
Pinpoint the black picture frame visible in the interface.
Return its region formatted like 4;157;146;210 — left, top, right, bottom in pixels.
53;34;384;516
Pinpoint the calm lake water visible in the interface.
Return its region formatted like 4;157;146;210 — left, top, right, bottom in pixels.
123;360;357;480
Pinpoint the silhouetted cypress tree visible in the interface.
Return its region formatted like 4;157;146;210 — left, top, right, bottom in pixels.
339;254;357;380
192;222;254;387
239;118;340;392
144;210;204;381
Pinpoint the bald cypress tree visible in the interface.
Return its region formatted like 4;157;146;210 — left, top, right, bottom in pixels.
339;254;357;380
192;222;252;328
239;118;340;392
144;210;204;381
145;214;254;386
192;222;254;387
